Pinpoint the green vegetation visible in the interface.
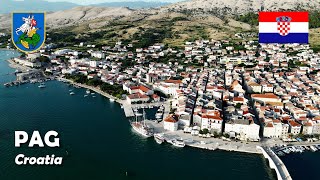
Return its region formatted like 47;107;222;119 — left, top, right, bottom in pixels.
131;27;172;49
294;133;320;141
154;90;169;98
288;60;308;68
235;103;242;109
0;35;10;47
235;12;259;26
311;45;320;53
309;11;320;28
199;128;209;135
236;11;320;29
171;17;189;22
37;56;50;63
65;74;127;99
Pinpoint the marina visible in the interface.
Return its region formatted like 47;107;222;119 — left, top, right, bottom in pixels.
1;50;320;180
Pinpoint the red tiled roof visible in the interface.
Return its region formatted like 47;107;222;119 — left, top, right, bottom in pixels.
266;122;273;127
165;80;182;84
289;120;301;127
252;93;278;99
127;93;149;99
164;114;178;123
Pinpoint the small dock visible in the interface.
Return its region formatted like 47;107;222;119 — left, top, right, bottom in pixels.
122;100;171;118
123;103;135;117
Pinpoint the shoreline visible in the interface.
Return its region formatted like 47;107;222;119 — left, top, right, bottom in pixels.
4;57;320;156
58;77;124;104
7;59;31;72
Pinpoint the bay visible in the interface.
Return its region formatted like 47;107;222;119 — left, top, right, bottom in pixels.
0;50;276;180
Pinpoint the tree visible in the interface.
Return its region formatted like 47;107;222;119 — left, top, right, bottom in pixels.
37;56;50;63
223;133;230;138
202;128;209;134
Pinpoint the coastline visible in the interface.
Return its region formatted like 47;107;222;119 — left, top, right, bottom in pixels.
58;77;124;104
4;55;320;180
7;59;31;72
5;60;320;154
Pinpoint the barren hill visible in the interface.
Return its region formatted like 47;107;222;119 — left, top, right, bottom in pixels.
164;0;320;15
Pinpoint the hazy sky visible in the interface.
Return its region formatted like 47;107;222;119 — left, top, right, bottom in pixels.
46;0;185;5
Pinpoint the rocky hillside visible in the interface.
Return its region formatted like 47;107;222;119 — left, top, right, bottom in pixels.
1;0;320;47
46;6;134;29
164;0;320;15
0;6;135;30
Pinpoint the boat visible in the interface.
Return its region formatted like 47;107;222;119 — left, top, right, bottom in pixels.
86;89;91;94
110;98;115;102
38;82;46;88
135;112;143;116
276;151;285;156
171;139;185;148
154;133;165;144
121;105;124;109
155;108;163;119
91;93;95;95
84;95;88;97
130;109;153;138
310;145;318;152
70;92;75;95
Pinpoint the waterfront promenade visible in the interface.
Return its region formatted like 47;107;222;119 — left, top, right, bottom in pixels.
58;77;171;119
148;120;262;154
257;146;292;180
58;77;125;103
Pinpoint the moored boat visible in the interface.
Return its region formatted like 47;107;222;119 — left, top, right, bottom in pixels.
38;82;46;88
171;139;185;148
131;109;153;138
154;133;165;144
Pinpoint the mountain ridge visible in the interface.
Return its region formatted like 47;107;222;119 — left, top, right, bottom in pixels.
163;0;320;15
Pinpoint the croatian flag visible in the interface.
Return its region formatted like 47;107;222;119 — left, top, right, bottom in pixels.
259;12;309;44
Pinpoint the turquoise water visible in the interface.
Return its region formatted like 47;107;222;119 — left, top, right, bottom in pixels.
0;50;276;180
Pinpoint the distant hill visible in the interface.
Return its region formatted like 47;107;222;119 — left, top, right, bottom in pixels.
94;1;171;9
0;0;172;14
163;0;320;15
0;0;78;14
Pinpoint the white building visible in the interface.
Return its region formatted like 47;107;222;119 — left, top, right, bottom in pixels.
302;121;313;135
178;114;191;127
224;117;260;141
263;120;282;138
289;121;301;135
282;124;289;138
91;51;105;59
197;111;223;133
164;115;179;131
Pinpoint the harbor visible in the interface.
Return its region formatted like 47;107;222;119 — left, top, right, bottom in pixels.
1;51;320;180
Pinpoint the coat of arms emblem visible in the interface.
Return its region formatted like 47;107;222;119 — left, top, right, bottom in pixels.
276;16;292;36
12;13;45;53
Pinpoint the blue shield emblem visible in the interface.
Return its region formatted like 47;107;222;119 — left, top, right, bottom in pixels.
12;13;45;53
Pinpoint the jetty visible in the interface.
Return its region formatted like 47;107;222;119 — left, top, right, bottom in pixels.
123;101;170;118
123;103;135;117
257;146;292;180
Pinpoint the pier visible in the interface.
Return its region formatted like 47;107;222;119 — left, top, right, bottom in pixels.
123;101;170;118
257;146;292;180
123;103;135;117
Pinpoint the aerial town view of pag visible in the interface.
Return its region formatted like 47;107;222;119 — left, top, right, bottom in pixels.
1;0;320;179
